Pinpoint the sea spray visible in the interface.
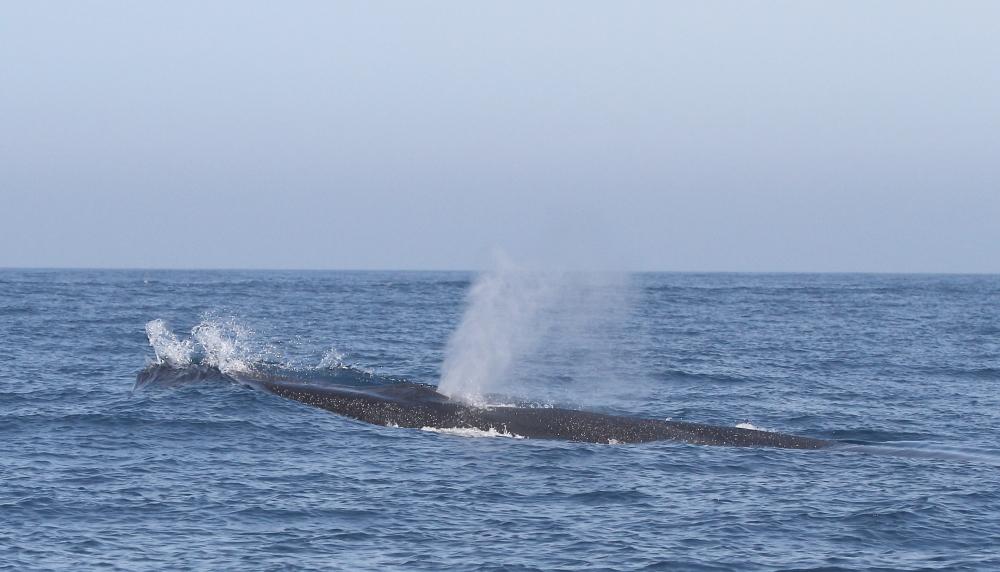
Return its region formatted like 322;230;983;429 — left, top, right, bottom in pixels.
191;319;257;374
144;317;273;374
145;319;193;367
319;347;346;369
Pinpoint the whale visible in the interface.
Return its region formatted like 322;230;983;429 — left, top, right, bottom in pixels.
136;363;831;449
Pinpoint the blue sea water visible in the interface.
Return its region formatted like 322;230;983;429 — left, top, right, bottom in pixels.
1;269;998;571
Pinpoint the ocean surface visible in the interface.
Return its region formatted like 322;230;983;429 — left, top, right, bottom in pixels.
1;269;998;571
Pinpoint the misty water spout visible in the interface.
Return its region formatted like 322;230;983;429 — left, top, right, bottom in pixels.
438;256;632;405
437;259;557;403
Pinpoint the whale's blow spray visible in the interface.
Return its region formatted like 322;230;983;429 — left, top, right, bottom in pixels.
437;256;555;403
438;254;632;405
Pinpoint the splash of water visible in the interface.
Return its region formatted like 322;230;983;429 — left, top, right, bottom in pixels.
145;319;193;367
191;319;256;374
318;347;346;369
144;317;269;375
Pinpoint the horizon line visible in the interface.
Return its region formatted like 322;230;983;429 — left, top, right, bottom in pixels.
1;265;998;276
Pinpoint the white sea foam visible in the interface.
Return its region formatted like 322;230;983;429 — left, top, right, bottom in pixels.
420;426;526;439
145;319;193;366
735;422;773;432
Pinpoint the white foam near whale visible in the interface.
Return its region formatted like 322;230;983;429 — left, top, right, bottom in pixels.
735;422;773;432
420;426;526;439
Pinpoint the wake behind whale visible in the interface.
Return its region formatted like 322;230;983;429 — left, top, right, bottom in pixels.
135;362;831;449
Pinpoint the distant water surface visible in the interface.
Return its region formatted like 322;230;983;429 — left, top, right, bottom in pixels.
1;270;998;570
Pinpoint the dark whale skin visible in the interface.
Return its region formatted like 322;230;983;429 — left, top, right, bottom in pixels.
246;375;831;449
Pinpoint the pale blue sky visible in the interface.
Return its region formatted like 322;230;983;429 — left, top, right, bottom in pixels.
2;1;998;272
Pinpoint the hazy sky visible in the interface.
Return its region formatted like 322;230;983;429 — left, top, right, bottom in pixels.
2;1;998;272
